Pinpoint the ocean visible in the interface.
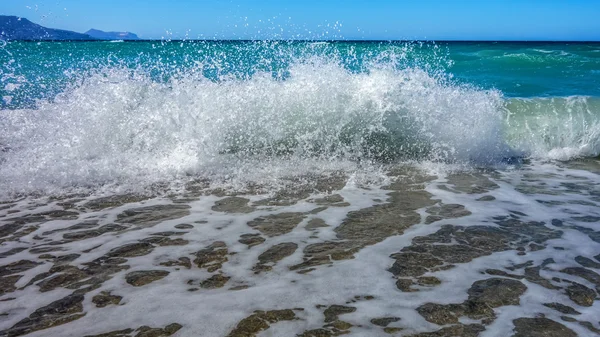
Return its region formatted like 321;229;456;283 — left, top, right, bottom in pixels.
0;41;599;336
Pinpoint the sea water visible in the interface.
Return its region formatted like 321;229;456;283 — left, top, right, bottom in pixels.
0;41;599;337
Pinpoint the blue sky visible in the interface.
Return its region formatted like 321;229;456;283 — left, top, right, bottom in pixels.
1;0;600;40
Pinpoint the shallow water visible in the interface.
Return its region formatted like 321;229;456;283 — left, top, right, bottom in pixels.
0;161;599;336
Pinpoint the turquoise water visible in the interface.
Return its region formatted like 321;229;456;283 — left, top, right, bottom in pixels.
2;41;600;107
0;41;599;194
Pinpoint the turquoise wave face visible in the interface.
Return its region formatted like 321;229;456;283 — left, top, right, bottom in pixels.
0;41;599;195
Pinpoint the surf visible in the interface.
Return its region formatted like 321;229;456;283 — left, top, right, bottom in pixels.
0;43;599;196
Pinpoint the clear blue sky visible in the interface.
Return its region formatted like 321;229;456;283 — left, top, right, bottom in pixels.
1;0;600;40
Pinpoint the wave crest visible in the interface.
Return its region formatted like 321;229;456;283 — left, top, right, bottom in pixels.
0;59;598;195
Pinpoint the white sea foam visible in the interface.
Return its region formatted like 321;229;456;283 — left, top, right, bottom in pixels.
0;60;599;196
0;61;508;196
1;162;598;336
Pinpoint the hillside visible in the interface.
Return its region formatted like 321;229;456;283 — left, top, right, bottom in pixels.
0;15;93;40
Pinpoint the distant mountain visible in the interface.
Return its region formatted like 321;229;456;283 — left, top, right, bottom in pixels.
0;15;93;40
85;29;139;40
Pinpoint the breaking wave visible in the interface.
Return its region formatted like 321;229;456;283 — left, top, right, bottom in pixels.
0;54;598;195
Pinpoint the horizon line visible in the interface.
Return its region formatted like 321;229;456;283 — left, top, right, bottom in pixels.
7;39;600;43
